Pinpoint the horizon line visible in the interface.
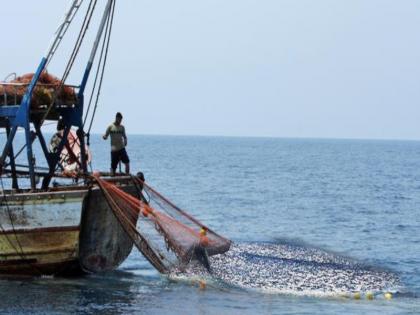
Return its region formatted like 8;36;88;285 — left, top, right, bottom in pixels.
84;132;420;142
23;127;420;142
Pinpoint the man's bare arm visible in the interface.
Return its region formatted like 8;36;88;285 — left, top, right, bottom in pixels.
103;126;110;140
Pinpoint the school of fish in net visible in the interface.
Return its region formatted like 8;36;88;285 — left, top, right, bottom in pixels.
172;241;401;297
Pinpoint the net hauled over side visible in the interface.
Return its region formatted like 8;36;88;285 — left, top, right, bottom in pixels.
95;176;231;273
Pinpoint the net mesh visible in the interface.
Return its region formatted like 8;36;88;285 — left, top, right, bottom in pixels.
95;176;231;273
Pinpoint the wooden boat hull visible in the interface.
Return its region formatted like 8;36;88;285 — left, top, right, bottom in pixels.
0;181;139;276
0;226;80;276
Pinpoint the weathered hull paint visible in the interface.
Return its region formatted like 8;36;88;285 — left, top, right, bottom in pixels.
0;227;80;276
0;183;139;276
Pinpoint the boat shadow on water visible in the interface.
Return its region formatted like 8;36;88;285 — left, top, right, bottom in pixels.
0;268;164;313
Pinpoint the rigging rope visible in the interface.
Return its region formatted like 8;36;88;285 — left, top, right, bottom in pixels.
84;0;115;134
39;0;98;127
82;5;110;127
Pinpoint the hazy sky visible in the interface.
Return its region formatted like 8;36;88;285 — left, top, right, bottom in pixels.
1;1;420;140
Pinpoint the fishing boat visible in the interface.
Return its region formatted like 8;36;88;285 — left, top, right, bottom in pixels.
0;0;144;276
0;0;231;277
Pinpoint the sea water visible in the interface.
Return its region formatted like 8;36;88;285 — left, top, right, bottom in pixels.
0;135;419;314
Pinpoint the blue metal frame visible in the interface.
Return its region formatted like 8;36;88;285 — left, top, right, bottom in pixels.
0;106;18;118
1;0;113;190
0;56;90;190
1;57;47;189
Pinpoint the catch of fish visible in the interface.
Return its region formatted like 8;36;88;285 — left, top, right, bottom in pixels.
174;241;401;297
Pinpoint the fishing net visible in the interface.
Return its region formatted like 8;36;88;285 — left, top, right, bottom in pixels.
0;72;76;107
95;176;231;273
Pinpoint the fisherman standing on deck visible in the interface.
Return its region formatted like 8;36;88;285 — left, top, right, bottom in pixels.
103;112;130;176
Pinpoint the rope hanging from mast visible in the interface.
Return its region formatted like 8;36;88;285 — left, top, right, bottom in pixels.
39;0;98;128
84;0;116;135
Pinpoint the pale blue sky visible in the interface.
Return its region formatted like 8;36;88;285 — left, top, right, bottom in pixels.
1;1;420;140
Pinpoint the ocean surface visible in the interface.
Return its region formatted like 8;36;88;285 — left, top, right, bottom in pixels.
1;135;420;314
